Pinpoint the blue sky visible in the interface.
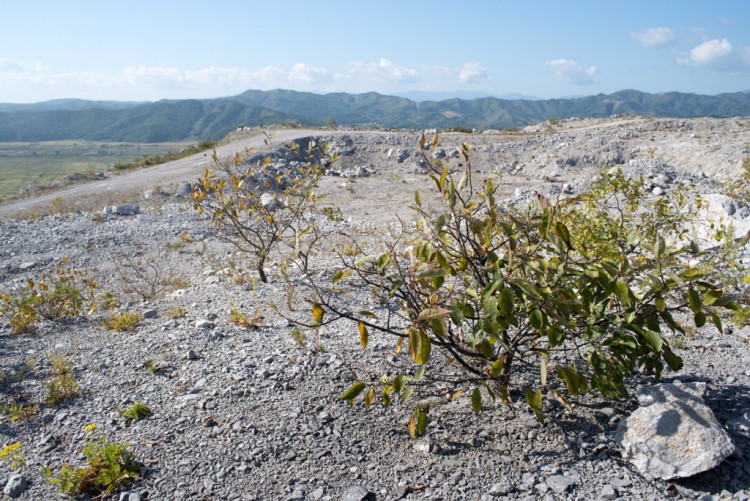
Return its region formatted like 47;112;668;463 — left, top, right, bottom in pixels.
1;0;749;103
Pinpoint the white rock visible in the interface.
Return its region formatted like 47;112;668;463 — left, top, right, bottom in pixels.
616;382;735;480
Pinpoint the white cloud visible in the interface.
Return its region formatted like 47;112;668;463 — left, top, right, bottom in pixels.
0;57;50;73
343;58;418;83
121;65;288;89
684;39;732;66
630;27;676;48
287;63;329;85
545;59;598;85
677;38;750;74
459;62;491;84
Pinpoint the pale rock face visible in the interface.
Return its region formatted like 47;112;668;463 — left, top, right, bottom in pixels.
616;382;735;480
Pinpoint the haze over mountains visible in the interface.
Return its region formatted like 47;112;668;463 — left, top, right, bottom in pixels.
0;88;749;143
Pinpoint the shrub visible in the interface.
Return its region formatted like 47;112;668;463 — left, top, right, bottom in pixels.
111;242;184;301
102;312;141;332
0;258;97;334
42;425;140;498
307;134;735;434
192;141;332;282
43;356;80;406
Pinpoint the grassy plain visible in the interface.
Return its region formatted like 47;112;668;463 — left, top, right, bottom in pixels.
0;141;192;200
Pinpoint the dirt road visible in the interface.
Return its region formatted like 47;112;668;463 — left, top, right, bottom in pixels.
0;129;326;218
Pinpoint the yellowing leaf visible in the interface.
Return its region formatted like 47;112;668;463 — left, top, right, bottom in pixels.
312;303;325;325
417;307;452;321
358;321;369;350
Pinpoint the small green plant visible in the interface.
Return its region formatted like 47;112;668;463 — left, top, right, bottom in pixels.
143;359;160;373
43;356;80;406
229;304;262;329
291;327;307;349
121;401;152;423
102;312;141;332
168;306;187;319
0;403;38;422
735;306;750;328
0;258;97;334
321;206;344;222
0;442;26;470
42;424;140;498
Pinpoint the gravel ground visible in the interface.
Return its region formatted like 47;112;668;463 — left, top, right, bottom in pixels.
1;117;750;500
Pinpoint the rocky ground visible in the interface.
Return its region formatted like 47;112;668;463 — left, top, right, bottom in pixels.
1;116;750;500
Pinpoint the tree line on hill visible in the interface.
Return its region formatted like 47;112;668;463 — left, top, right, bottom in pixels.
0;88;748;143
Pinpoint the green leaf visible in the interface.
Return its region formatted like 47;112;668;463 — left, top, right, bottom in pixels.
512;278;541;299
479;339;494;359
703;289;723;305
553;221;572;250
540;208;551;239
377;253;391;270
687;289;701;314
393;374;406;393
358;321;369;350
529;309;545;332
399;386;413;403
483;296;498;319
641;329;663;353
694;311;707;328
471;387;482;413
708;309;723;333
414;191;422;207
557;366;587;396
615;281;631;308
488;356;505;378
500;287;515;319
414;366;426;382
525;388;545;424
340;382;366;401
662;346;683;370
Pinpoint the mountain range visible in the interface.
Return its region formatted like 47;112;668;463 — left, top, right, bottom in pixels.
0;89;748;143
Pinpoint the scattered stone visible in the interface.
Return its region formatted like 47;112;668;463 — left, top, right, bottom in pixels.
186;349;200;360
142;308;157;319
3;474;28;498
545;475;576;494
195;319;215;330
600;484;617;499
616;382;735;480
18;261;36;271
488;481;514;496
341;486;376;501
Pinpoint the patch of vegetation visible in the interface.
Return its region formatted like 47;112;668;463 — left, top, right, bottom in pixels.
102;312;141;332
168;306;187;319
0;402;38;422
113;141;216;171
303;134;736;434
121;401;152;423
0;442;26;470
0;258;97;334
43;356;80;406
42;425;140;498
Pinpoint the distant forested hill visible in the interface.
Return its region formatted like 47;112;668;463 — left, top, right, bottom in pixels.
0;89;748;142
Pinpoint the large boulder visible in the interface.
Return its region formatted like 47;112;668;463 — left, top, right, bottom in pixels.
615;382;734;480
